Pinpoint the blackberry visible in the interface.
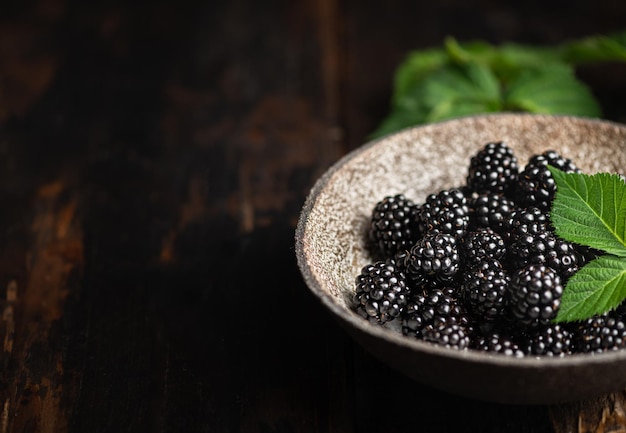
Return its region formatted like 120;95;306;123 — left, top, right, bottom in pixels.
543;236;580;280
508;264;563;328
405;232;460;287
522;323;573;357
468;192;516;234
504;206;551;245
417;188;469;238
422;318;472;350
575;313;626;353
466;141;519;196
472;332;525;357
369;194;420;259
354;261;410;324
516;150;581;211
461;227;506;266
509;232;579;280
401;287;468;338
461;258;510;322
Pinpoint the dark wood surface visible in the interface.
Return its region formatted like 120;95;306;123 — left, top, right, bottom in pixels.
1;0;626;432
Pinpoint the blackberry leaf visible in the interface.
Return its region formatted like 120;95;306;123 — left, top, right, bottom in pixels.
503;63;600;117
556;255;626;323
558;30;626;64
548;167;626;257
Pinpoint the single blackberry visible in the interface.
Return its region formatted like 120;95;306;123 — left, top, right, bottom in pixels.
405;232;460;287
466;141;519;196
543;236;580;281
461;228;507;266
516;150;581;211
508;264;563;328
522;323;573;357
504;206;551;245
461;258;510;322
422;318;472;350
468;192;516;234
509;232;579;280
472;331;525;357
354;261;410;324
505;207;552;269
369;194;420;259
417;188;469;238
575;313;626;353
401;287;468;338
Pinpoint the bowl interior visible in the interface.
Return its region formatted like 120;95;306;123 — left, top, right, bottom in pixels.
296;113;626;403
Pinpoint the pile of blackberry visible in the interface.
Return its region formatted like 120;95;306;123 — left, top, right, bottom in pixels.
354;141;626;357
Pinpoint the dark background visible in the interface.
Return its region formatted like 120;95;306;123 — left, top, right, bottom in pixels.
0;0;625;432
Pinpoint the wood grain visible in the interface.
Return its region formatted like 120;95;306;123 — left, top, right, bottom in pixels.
0;0;625;431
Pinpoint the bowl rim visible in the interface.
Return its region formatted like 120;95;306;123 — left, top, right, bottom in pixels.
295;112;626;369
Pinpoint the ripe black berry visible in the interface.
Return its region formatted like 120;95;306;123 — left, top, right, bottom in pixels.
469;192;517;234
574;314;626;353
401;287;468;338
369;194;420;259
422;319;472;350
466;141;519;196
508;264;563;328
505;206;551;245
406;231;460;287
472;332;525;357
461;258;510;322
509;232;579;281
354;261;410;324
417;188;469;238
522;323;573;357
461;227;507;266
516;150;581;211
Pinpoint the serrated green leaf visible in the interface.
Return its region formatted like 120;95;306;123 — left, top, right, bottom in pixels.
549;167;626;256
503;63;601;117
555;255;626;322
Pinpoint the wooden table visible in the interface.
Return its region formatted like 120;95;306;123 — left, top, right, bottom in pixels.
1;0;626;431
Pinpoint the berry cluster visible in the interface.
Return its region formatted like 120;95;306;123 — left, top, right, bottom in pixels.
354;142;625;357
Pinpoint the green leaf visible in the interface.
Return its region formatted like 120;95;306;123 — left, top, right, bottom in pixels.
446;38;563;84
444;37;498;65
391;48;450;104
558;31;626;64
548;167;626;257
556;255;626;322
503;63;601;117
369;62;503;138
420;62;502;122
372;30;626;137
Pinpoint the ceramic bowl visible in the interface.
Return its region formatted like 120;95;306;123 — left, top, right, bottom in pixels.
295;113;626;405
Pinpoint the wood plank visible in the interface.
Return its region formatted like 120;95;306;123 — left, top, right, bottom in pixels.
0;179;82;433
1;0;626;432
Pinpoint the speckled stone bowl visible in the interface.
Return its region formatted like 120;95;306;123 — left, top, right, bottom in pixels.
295;113;626;405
